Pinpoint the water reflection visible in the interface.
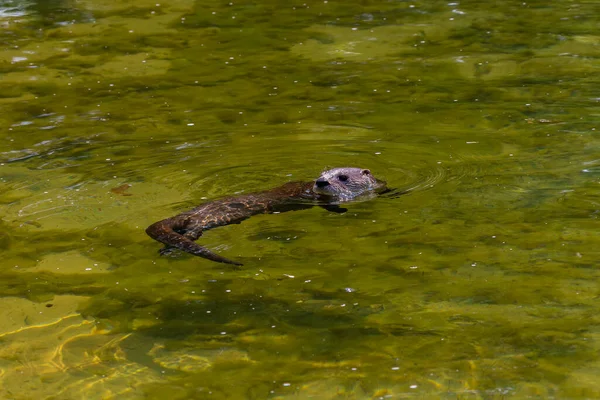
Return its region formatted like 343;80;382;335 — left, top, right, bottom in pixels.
0;0;93;24
0;0;31;18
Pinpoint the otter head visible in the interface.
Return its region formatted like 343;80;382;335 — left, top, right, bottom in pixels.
312;167;385;202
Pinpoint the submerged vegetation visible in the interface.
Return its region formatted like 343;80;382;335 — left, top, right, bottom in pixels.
0;0;599;398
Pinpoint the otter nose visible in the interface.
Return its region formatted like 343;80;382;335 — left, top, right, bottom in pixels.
315;179;330;188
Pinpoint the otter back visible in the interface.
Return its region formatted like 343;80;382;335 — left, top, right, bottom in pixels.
146;167;386;265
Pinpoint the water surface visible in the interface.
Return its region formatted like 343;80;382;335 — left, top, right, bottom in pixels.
1;0;599;398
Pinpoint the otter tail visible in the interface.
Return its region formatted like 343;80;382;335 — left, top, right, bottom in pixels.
145;220;243;266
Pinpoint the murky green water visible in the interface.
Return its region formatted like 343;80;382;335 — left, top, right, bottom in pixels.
1;0;599;398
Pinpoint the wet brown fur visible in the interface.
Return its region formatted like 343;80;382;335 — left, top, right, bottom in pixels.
146;168;385;266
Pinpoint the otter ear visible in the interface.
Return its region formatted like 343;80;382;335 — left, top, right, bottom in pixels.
361;169;371;175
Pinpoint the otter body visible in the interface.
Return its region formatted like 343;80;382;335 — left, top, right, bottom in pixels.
146;167;385;266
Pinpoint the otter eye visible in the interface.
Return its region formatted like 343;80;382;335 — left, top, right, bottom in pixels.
338;175;348;182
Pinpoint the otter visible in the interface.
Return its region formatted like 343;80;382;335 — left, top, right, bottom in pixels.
146;167;386;266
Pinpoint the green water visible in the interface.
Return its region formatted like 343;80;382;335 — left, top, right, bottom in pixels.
1;0;599;398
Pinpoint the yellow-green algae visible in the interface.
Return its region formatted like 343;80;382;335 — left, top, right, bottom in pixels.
0;0;599;398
